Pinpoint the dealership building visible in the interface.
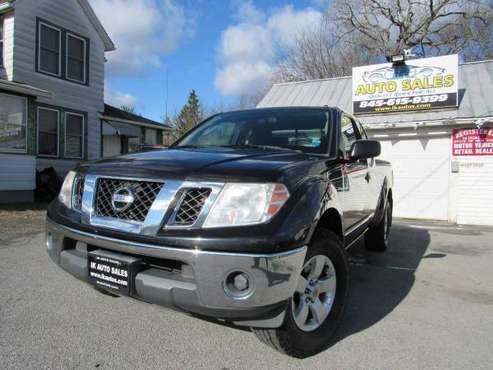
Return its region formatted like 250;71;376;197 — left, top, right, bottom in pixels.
258;56;493;226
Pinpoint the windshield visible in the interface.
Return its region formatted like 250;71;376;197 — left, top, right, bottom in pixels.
174;109;331;154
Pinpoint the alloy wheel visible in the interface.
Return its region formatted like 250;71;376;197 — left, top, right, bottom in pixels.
291;255;337;332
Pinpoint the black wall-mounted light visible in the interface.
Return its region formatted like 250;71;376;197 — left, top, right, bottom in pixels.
386;54;406;66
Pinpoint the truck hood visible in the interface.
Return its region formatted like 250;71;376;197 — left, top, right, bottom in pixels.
83;147;328;187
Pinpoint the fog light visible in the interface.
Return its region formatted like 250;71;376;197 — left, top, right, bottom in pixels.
234;273;249;291
224;271;253;298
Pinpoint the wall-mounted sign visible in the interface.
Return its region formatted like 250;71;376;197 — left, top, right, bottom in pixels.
0;123;22;138
352;54;458;115
452;128;493;156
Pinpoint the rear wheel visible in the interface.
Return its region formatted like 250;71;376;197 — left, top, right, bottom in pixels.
252;229;349;358
365;198;392;252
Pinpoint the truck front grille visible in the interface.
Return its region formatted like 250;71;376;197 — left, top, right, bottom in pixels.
72;174;85;211
172;188;212;226
95;179;163;222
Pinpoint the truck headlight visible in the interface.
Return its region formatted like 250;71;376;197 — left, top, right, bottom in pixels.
203;183;289;228
58;171;77;209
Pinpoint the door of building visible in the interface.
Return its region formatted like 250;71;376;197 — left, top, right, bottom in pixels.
378;135;451;220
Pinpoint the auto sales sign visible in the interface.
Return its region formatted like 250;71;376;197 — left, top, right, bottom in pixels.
352;54;458;115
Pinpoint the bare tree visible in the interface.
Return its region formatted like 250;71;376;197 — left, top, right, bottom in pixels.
276;0;493;82
121;105;136;114
276;20;374;81
334;0;492;59
235;89;270;110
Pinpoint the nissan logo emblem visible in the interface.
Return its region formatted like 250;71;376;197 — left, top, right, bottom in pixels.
111;187;135;212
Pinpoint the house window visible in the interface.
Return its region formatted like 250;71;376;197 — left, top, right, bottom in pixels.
0;93;27;153
128;136;141;153
145;128;157;145
38;107;59;156
65;112;84;158
66;33;86;83
38;22;61;76
36;18;89;85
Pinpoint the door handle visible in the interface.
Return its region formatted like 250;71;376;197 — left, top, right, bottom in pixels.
365;172;371;183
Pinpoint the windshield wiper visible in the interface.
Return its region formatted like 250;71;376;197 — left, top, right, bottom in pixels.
174;144;302;153
221;144;301;152
173;144;211;149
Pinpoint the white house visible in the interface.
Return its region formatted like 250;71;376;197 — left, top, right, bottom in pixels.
0;0;169;203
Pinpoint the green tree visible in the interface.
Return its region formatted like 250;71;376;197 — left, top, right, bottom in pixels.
171;90;204;140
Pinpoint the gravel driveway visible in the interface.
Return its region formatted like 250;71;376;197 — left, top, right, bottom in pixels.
1;209;492;369
0;204;47;243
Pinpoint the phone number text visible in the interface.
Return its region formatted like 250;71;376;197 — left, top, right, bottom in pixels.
358;94;448;108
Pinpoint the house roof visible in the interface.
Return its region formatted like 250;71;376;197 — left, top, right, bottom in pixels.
77;0;115;52
0;0;12;11
0;79;51;97
102;104;171;131
258;59;493;125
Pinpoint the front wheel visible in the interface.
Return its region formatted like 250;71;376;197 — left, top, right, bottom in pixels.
252;229;349;358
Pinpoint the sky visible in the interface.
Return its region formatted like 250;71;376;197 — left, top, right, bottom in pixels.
88;0;328;122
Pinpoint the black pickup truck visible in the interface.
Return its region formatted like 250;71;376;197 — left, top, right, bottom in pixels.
46;107;393;358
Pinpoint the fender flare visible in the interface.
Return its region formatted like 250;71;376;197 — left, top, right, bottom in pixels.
307;181;345;243
370;177;391;228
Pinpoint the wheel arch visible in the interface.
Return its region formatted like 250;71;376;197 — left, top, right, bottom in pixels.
313;207;344;243
371;177;392;227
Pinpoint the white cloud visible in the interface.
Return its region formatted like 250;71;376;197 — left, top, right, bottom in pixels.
105;85;137;108
267;6;322;49
215;2;322;97
89;0;194;75
233;0;266;24
220;23;275;63
215;62;274;98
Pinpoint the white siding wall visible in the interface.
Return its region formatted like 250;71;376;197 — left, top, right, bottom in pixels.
0;154;35;191
145;128;157;145
455;156;493;226
103;135;121;157
3;11;14;80
12;0;106;160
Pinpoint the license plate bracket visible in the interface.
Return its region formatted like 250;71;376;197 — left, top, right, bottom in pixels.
88;249;142;296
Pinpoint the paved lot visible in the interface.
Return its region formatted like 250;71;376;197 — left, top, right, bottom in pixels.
1;210;493;369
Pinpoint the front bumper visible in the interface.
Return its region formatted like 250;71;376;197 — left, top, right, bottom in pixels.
46;217;306;328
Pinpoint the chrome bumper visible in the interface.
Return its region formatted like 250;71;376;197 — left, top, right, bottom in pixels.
45;218;306;328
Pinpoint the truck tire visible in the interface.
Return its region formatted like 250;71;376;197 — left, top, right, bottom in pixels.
251;229;349;358
365;198;392;252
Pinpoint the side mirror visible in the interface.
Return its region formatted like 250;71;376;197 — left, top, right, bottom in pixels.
350;140;381;160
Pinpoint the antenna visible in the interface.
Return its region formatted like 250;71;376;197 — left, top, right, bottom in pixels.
165;66;169;121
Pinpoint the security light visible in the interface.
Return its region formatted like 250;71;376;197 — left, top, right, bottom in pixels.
387;54;406;66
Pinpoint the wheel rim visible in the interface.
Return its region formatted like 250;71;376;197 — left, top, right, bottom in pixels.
291;254;337;332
